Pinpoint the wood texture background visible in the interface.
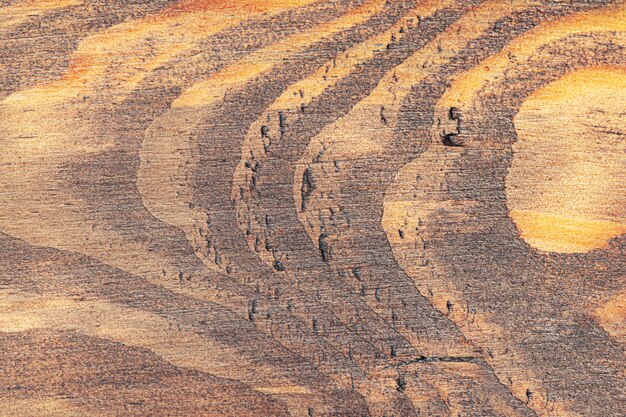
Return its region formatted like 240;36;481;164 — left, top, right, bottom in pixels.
0;1;624;416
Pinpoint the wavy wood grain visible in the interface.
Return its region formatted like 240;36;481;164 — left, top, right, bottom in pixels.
1;1;624;416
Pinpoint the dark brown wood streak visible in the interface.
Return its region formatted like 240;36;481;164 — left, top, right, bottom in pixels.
0;0;623;416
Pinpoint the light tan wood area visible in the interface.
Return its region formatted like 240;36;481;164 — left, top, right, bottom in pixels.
509;66;626;253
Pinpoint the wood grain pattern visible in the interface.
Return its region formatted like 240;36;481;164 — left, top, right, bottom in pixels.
0;1;624;416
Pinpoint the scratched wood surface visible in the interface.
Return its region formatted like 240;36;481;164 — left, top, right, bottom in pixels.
0;1;624;416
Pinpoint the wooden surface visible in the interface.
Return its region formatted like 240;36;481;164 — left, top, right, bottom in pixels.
0;1;624;416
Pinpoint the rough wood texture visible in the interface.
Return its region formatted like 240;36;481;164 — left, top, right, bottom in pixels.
0;1;624;416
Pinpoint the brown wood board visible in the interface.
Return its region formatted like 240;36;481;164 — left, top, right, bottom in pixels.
0;1;624;416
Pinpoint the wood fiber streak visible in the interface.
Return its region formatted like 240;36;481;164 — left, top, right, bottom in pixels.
0;1;624;416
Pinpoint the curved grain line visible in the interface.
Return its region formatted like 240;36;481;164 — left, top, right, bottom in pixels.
0;291;306;396
384;4;626;416
0;233;369;416
0;0;180;99
0;328;292;416
138;0;389;276
294;0;537;356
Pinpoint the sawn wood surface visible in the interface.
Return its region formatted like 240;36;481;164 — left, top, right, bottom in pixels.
0;1;624;416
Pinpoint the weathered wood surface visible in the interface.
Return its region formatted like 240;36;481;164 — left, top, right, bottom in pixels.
0;1;624;416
